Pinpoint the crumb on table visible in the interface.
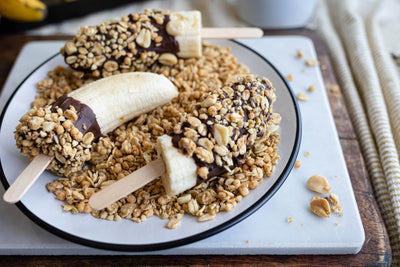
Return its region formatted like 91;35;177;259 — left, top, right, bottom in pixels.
294;160;301;168
296;93;309;101
297;49;304;58
331;85;340;93
306;59;320;67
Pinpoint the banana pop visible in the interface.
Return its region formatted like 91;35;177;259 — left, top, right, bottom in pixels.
61;9;202;78
61;9;262;78
14;72;178;176
157;75;280;196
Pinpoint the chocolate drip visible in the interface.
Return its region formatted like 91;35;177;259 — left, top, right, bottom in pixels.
51;95;102;140
134;15;180;55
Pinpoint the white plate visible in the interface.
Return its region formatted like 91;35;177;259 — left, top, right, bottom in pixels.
0;40;301;251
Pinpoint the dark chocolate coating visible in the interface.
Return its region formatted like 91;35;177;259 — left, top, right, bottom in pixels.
134;15;180;56
51;95;102;140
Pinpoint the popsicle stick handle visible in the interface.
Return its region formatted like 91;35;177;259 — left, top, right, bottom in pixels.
89;158;166;211
3;154;53;204
202;27;263;39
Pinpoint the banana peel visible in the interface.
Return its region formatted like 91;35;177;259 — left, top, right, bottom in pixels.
0;0;47;22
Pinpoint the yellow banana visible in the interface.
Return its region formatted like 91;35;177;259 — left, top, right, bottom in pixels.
0;0;47;22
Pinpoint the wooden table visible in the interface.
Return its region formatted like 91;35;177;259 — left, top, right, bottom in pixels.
0;30;391;266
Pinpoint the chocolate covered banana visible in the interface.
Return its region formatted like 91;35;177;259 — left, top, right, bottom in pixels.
15;72;178;176
61;9;263;77
158;74;280;196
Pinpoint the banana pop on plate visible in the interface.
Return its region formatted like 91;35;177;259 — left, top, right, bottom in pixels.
5;72;177;203
89;74;281;210
61;9;262;77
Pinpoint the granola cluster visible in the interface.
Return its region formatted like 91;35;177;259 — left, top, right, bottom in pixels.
37;42;280;226
61;9;179;77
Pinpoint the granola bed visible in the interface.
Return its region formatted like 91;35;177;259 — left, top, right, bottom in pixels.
38;42;280;227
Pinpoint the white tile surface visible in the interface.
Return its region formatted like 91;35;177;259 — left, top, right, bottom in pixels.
0;37;364;255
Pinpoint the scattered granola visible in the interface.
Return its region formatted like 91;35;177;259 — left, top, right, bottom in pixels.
297;49;304;58
286;74;294;81
331;204;343;214
294;160;301;168
305;151;311;156
328;193;339;205
296;93;308;101
306;59;320;67
307;85;315;92
165;214;183;229
331;85;340;94
29;42;280;225
287;217;294;223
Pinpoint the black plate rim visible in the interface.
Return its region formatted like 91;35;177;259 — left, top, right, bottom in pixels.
0;39;302;252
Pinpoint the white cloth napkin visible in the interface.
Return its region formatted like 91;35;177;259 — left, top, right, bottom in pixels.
316;0;400;264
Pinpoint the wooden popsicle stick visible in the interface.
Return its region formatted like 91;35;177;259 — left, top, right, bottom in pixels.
202;27;263;39
3;154;53;204
88;157;166;211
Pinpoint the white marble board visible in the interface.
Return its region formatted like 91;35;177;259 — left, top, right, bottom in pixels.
0;37;364;255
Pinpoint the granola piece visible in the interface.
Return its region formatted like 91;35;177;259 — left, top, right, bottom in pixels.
294;160;301;168
328;193;339;205
306;59;320;67
331;85;340;94
296;93;309;101
286;74;294;81
331;204;343;214
297;49;304;58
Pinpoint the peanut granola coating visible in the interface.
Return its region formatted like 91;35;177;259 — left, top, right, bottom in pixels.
61;9;180;78
15;106;93;176
171;75;280;180
41;42;281;225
